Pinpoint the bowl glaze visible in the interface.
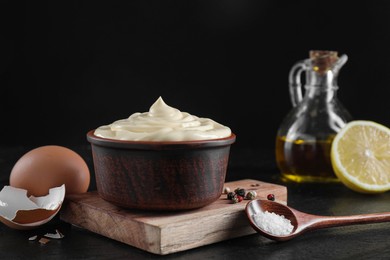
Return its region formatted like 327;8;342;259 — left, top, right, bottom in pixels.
87;130;236;211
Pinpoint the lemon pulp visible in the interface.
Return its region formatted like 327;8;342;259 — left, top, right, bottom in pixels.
331;120;390;193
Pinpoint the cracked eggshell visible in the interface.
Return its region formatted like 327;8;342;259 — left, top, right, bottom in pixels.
0;185;65;230
9;145;90;197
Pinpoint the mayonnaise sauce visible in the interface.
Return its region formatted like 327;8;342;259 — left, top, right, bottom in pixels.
94;97;232;141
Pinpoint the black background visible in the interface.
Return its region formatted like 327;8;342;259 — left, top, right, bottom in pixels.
2;1;390;151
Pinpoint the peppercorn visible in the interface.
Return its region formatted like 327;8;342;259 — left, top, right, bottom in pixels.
267;193;275;201
234;188;246;197
236;195;244;202
227;191;236;200
245;190;257;200
223;187;231;194
231;195;240;204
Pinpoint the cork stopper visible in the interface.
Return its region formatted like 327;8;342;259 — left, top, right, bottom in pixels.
309;50;339;74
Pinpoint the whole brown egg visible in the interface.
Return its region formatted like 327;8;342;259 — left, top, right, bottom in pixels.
9;145;90;197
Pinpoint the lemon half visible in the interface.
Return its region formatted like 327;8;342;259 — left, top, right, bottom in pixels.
331;120;390;193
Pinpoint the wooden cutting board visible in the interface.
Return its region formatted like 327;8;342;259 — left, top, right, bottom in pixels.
60;179;287;255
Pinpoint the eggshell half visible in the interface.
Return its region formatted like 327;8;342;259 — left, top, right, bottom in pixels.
0;185;65;230
9;145;90;197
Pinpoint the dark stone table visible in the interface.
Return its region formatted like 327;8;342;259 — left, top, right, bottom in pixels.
1;145;390;259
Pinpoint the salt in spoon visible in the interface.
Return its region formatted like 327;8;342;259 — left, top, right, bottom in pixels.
245;199;390;241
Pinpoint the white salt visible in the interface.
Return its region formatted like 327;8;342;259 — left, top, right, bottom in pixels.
252;210;294;236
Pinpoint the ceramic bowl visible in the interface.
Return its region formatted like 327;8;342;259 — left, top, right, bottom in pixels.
86;130;236;211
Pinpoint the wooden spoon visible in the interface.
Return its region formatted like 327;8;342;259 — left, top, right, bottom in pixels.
245;199;390;241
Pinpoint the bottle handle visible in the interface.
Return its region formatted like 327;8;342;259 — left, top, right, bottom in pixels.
288;60;307;107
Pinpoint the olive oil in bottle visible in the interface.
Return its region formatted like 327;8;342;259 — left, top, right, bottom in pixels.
275;135;338;182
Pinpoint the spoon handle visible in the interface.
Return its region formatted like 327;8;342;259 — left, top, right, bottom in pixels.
302;211;390;231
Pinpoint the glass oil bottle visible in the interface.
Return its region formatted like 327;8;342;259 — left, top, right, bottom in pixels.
276;50;352;182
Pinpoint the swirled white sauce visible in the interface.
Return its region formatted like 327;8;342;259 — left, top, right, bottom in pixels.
94;97;232;141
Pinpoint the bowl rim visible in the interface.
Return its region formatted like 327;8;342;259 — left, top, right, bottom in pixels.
86;130;236;150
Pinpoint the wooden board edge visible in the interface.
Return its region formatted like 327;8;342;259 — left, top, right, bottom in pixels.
60;198;164;254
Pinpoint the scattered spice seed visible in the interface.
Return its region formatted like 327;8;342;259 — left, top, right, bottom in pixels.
267;194;275;201
228;187;258;203
223;187;231;194
234;188;246;197
245;190;257;200
227;191;236;200
231;195;240;204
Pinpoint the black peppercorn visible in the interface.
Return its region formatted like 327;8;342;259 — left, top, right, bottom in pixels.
234;188;246;197
227;191;236;200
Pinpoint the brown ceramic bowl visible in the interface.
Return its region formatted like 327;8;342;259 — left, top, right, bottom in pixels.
86;130;236;211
